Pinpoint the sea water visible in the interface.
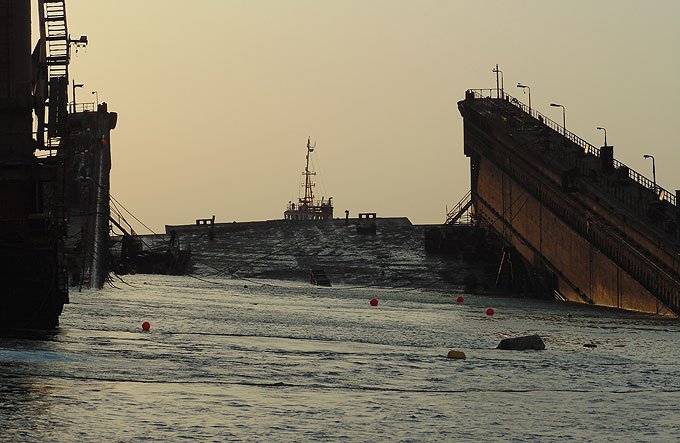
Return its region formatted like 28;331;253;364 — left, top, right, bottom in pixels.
0;275;678;442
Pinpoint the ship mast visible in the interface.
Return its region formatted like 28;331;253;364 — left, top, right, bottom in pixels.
301;137;316;208
284;137;333;221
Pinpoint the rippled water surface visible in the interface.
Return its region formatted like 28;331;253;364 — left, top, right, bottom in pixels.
1;275;678;442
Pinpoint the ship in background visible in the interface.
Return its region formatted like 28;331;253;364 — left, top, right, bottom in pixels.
0;1;116;329
284;138;334;221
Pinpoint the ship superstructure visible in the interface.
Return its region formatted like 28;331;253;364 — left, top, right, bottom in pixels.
284;138;333;221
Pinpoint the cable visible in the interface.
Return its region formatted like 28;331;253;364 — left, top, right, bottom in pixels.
110;194;158;235
311;154;328;200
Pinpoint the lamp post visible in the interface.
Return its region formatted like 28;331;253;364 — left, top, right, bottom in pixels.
92;90;99;106
596;126;607;146
517;83;531;112
72;80;84;112
492;64;504;99
643;154;656;194
550;103;566;136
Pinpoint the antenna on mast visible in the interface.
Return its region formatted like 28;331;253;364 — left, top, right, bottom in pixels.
303;137;317;208
284;137;332;221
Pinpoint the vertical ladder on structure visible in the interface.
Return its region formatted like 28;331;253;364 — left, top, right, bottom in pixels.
38;1;71;293
40;0;69;81
39;0;70;148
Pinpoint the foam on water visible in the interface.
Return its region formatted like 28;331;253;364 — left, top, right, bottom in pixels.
1;274;678;442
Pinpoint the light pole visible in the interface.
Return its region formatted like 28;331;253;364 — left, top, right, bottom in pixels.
596;127;607;146
517;83;531;112
550;103;566;135
492;64;504;99
72;80;84;112
643;154;656;194
92;90;99;106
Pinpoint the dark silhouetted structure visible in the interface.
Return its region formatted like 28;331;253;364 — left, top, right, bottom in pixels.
0;1;116;329
458;88;679;316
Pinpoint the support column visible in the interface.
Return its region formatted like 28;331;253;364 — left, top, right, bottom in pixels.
600;145;614;172
676;190;679;239
0;1;33;160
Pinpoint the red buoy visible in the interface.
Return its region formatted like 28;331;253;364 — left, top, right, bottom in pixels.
142;321;151;331
486;308;495;316
370;298;379;307
456;296;464;303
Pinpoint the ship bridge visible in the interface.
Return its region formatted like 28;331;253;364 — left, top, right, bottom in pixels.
458;89;679;316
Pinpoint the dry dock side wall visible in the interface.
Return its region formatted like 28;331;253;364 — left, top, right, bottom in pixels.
474;157;665;314
458;92;679;316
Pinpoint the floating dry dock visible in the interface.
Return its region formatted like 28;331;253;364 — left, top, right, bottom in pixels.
457;89;679;316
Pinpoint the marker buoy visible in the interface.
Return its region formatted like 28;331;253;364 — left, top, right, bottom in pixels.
456;296;464;303
485;308;495;316
369;298;379;307
447;350;466;359
142;321;150;331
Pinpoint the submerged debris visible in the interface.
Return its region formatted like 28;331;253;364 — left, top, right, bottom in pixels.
497;334;546;351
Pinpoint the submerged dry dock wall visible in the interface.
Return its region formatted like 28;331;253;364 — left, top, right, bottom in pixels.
161;218;484;291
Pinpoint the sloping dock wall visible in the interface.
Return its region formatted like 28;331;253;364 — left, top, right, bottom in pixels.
458;90;679;317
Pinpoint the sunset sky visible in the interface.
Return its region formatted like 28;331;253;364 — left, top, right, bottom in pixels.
44;0;680;232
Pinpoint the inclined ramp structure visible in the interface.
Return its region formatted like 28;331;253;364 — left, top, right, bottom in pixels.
458;89;679;316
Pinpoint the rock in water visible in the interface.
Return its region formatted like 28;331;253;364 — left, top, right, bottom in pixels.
497;334;545;351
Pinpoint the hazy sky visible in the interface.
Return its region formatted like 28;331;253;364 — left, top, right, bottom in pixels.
47;0;680;232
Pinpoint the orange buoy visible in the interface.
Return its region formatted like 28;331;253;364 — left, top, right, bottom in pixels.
142;321;150;331
369;298;379;307
447;350;466;359
456;296;464;303
486;308;495;316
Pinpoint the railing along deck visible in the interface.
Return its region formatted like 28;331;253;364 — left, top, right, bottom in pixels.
465;89;676;208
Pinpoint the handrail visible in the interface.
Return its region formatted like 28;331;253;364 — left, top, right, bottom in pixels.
445;190;473;224
72;102;97;113
465;89;676;207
